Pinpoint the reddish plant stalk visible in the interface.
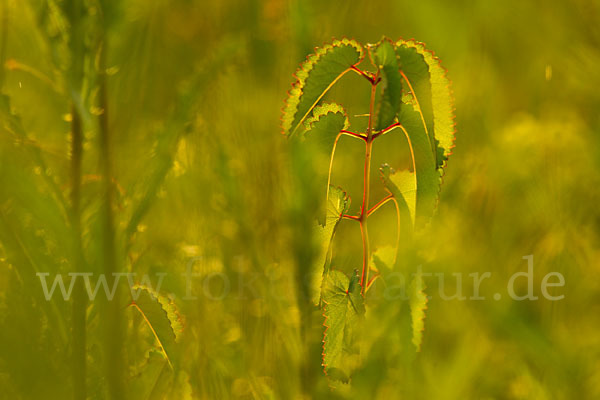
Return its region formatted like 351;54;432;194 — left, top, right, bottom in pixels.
337;64;399;294
358;77;379;293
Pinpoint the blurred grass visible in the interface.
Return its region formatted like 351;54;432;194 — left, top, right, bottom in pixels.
1;0;599;399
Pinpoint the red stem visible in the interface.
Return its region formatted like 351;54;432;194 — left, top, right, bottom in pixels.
350;65;375;84
358;74;379;293
366;272;380;291
341;129;367;141
372;122;400;140
367;194;393;217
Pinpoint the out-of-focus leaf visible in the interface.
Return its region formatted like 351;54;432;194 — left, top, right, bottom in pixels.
129;284;183;370
322;269;365;383
371;245;397;277
282;38;363;137
408;270;427;351
128;349;169;400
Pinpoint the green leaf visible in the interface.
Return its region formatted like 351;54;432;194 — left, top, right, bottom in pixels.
128;350;170;400
380;165;416;239
304;102;350;141
128;352;193;400
395;43;434;151
310;186;350;305
372;38;403;131
409;270;428;351
322;270;365;382
399;100;439;230
381;101;438;230
303;102;349;160
395;39;456;173
282;38;363;137
302;102;350;209
130;285;184;370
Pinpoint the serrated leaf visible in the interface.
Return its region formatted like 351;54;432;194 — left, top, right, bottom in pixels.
380;165;416;239
130;285;183;370
322;270;365;382
396;39;456;173
310;186;350;305
408;270;428;351
399;101;439;229
395;44;434;151
304;102;350;139
303;103;349;159
381;101;438;231
372;38;403;131
282;39;363;137
302;103;350;209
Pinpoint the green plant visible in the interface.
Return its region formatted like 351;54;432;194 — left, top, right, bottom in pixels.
282;37;456;384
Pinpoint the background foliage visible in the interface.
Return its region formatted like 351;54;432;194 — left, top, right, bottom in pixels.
1;0;599;399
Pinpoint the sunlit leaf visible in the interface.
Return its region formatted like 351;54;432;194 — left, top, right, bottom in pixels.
396;39;456;173
380;165;416;239
381;102;438;230
310;186;350;305
303;102;350;142
395;44;434;150
372;38;402;131
322;269;365;383
302;102;350;210
282;38;363;137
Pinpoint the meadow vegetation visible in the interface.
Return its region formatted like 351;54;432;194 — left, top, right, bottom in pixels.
0;0;599;399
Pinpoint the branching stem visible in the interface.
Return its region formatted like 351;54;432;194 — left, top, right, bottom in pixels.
341;129;367;141
366;272;380;291
350;65;375;84
367;194;393;217
372;122;400;140
359;73;379;293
